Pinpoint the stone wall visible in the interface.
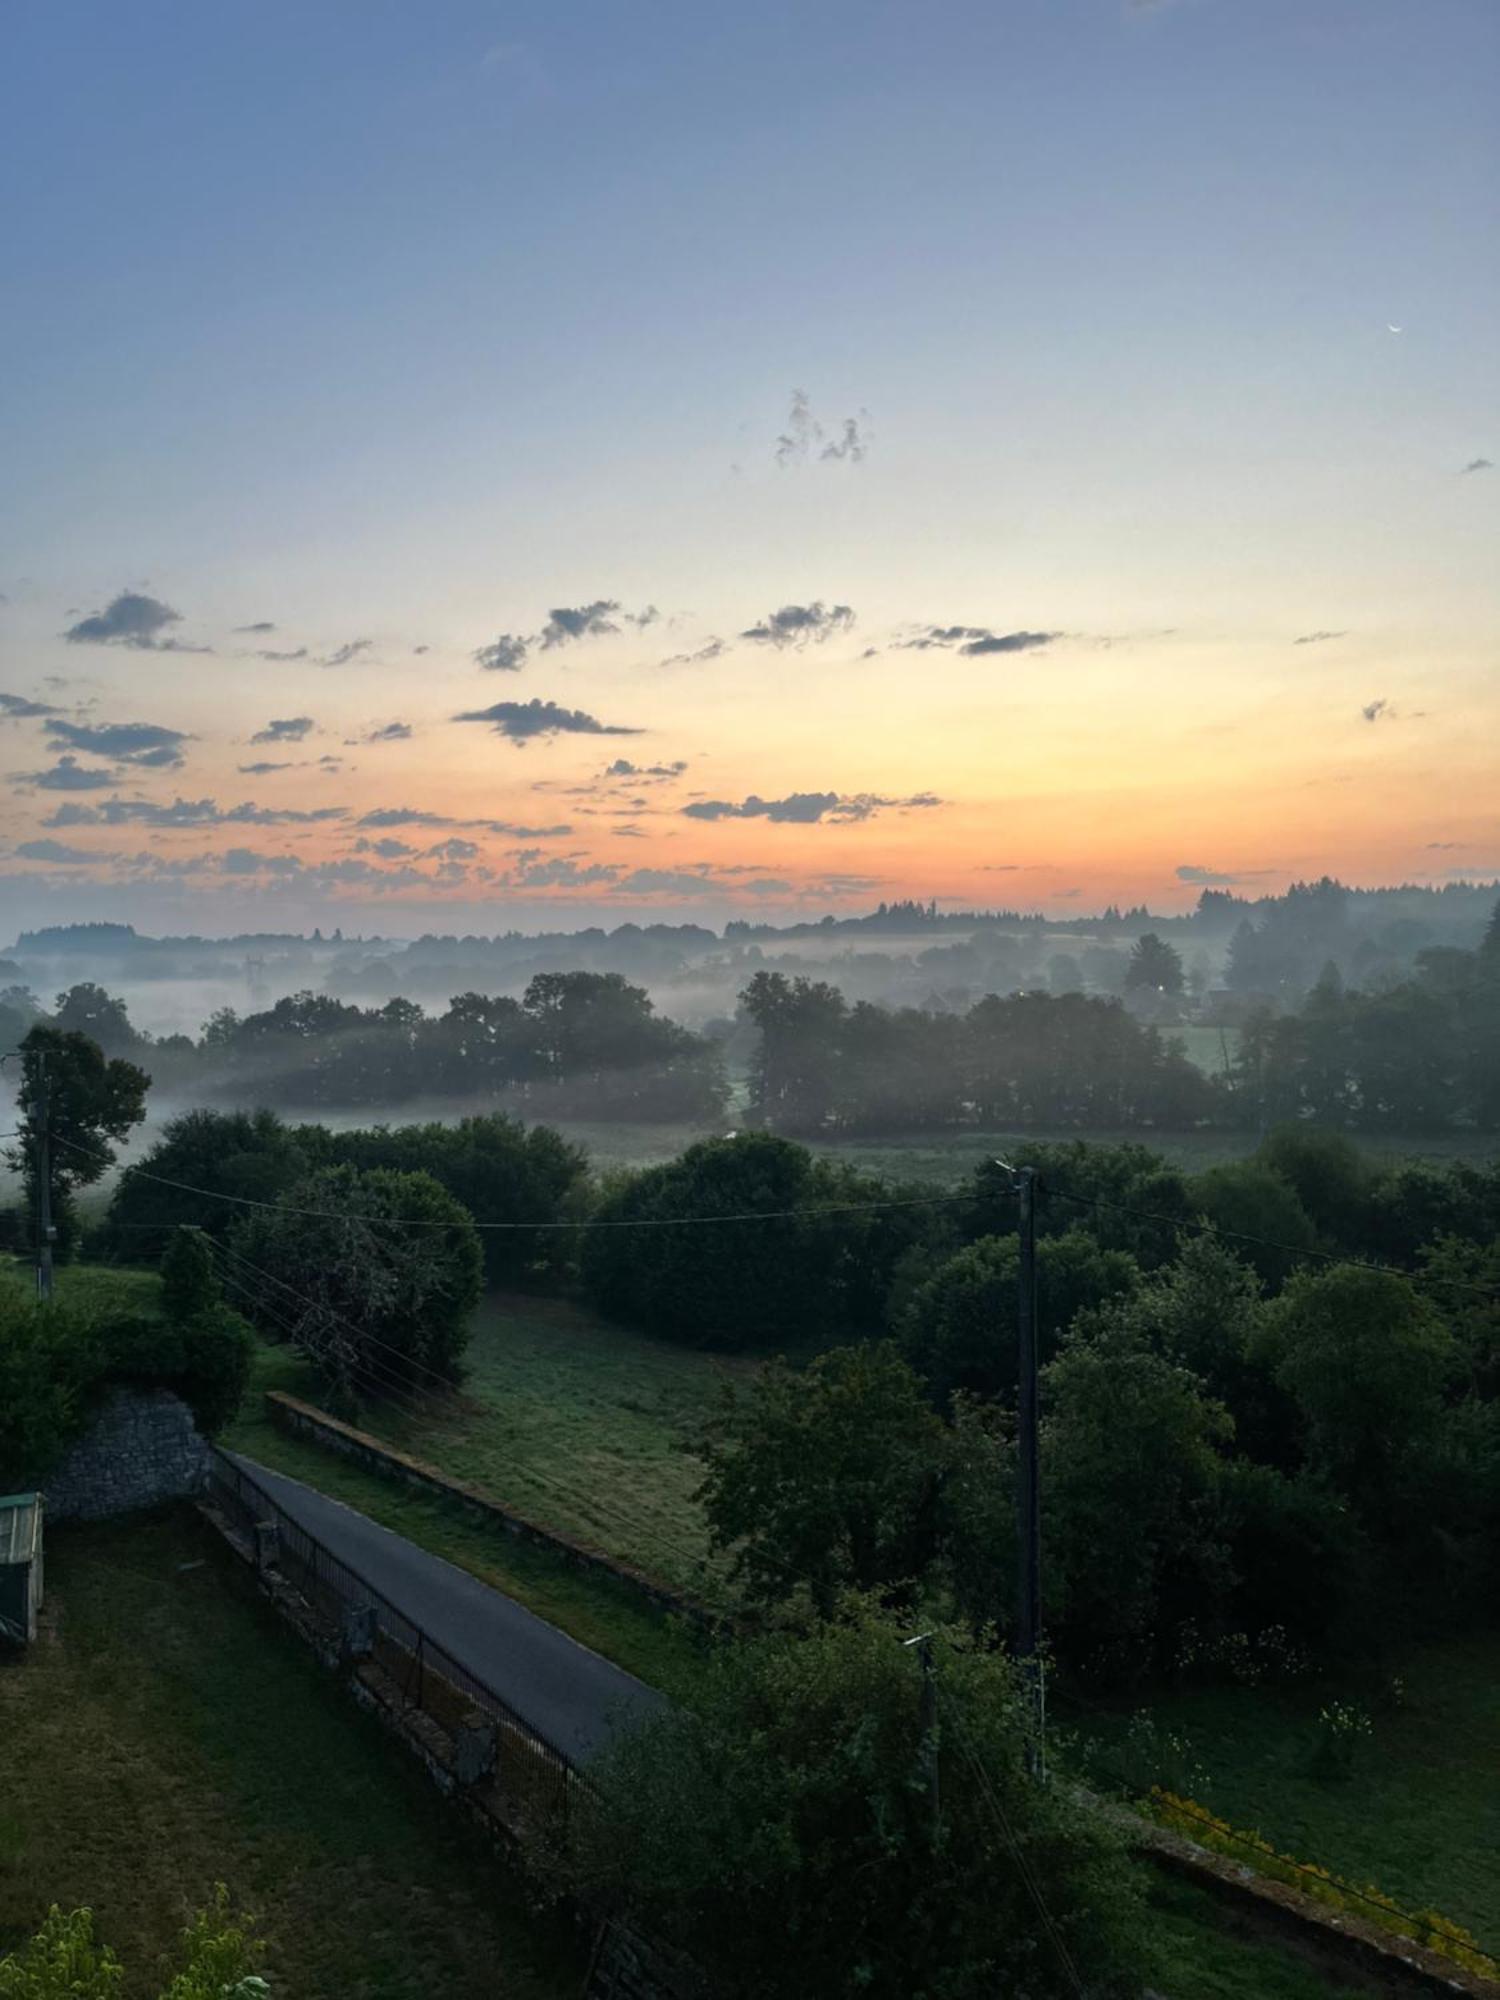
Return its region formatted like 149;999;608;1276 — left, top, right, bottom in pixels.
44;1388;211;1522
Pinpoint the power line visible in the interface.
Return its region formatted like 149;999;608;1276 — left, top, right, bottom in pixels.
1045;1183;1500;1304
53;1132;988;1231
934;1679;1087;1999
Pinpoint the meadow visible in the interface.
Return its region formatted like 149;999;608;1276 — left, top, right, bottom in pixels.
0;1510;580;2000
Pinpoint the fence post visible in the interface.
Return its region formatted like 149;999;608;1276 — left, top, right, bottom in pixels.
253;1521;279;1574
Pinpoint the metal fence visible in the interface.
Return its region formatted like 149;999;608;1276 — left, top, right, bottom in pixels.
206;1449;576;1835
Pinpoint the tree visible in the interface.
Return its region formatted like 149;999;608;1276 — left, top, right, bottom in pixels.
97;1109;312;1263
1255;1125;1373;1250
1188;1161;1320;1288
696;1343;946;1612
1124;933;1184;996
52;981;145;1057
562;1609;1146;2000
228;1165;482;1392
901;1229;1140;1407
580;1133;919;1350
1255;1265;1455;1522
1041;1333;1234;1674
4;1025;149;1260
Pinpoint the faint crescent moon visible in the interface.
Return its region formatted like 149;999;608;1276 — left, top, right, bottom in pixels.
1387;323;1404;333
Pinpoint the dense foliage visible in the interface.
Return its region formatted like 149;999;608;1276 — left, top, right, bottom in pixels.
3;1026;149;1259
578;1132;941;1350
0;1891;264;1999
226;1165;482;1392
136;970;726;1119
0;1273;251;1490
693;1131;1500;1681
94;1106;587;1284
564;1609;1146;2000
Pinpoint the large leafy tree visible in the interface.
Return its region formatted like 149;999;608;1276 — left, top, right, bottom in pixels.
900;1228;1140;1407
1254;1265;1455;1523
1041;1334;1234;1674
696;1343;946;1613
4;1024;149;1260
564;1609;1146;2000
228;1164;482;1392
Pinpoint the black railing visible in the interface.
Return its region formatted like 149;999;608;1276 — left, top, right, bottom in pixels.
206;1449;576;1832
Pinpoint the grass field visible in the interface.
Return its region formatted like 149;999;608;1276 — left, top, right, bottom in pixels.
0;1510;580;2000
1061;1628;1500;1952
330;1290;742;1602
540;1118;1499;1180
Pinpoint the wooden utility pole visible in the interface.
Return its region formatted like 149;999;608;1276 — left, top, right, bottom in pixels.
1014;1163;1044;1776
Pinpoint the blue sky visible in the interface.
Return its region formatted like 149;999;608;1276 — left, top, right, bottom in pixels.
1;0;1495;934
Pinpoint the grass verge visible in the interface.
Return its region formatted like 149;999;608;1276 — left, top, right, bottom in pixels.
225;1341;711;1698
1062;1628;1500;1952
0;1509;581;2000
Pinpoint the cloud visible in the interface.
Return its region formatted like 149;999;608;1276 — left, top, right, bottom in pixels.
321;638;373;667
474;632;530;672
413;644;431;656
1426;842;1462;851
0;691;61;719
222;847;304;876
1461;458;1492;474
234;621;277;633
959;630;1056;657
658;638;725;668
452;698;643;743
1361;698;1390;723
602;758;687;780
1294;630;1347;646
16;756;120;792
44;718;191;769
250;715;315;744
683;790;941;825
237;760;298;775
902;624;1057;657
42;797;348;829
252;647;309;662
64;591;208;652
1176;864;1242;886
355;806;572;836
426;836;480;861
362;721;413;743
354;836;418;859
774;389;870;467
16;838;105;864
504;851;621;889
740;602;855;647
539;600;622;648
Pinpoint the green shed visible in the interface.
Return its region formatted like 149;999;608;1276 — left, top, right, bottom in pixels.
0;1493;43;1645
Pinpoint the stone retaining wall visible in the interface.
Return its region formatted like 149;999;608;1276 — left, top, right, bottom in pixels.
44;1389;210;1522
265;1390;718;1628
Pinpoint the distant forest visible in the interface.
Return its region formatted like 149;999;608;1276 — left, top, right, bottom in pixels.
2;882;1497;1135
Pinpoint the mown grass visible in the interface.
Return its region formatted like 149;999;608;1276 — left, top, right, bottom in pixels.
341;1291;743;1602
1144;1876;1368;2000
0;1256;159;1313
0;1510;581;2000
225;1340;712;1698
1061;1628;1500;1951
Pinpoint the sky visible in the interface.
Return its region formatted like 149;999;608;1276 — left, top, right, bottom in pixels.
1;0;1496;938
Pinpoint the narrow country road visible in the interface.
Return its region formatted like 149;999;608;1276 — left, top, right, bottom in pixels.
225;1452;666;1764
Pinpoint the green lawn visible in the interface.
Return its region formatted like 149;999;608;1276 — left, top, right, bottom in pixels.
1060;1628;1500;1954
0;1510;580;2000
226;1340;711;1696
1145;1876;1367;2000
336;1290;742;1603
0;1257;159;1312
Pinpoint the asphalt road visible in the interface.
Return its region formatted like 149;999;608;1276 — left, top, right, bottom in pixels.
225;1452;666;1764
